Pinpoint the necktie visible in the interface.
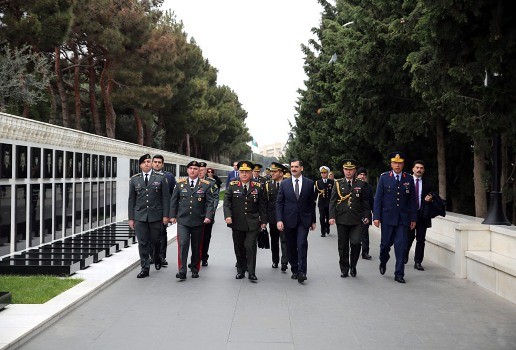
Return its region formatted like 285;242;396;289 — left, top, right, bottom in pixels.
347;180;352;189
144;174;148;186
244;184;248;194
396;175;400;184
415;178;420;209
190;180;194;188
295;179;300;199
276;182;280;190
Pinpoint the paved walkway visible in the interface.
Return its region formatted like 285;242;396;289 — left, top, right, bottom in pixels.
6;207;516;350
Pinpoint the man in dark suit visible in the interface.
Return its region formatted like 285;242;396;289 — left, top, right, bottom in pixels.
224;161;267;281
373;152;417;284
405;160;433;271
128;154;171;278
276;159;317;283
356;167;374;260
264;162;288;271
315;165;334;237
170;160;214;280
329;159;371;278
226;161;239;188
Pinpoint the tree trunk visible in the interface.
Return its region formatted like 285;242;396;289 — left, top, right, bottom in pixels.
134;109;144;145
47;84;57;124
185;133;191;156
22;103;29;118
87;55;102;135
144;121;153;147
73;47;82;131
55;47;71;128
473;137;488;218
436;116;447;199
100;59;116;138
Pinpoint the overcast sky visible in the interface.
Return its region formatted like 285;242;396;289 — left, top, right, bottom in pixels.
162;0;322;147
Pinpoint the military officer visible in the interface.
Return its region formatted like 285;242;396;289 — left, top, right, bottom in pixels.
252;163;266;186
198;161;219;266
315;166;334;237
170;160;215;280
128;154;171;278
224;161;267;281
151;154;176;267
329;159;371;278
264;167;272;181
356;167;374;260
264;162;288;271
373;152;417;284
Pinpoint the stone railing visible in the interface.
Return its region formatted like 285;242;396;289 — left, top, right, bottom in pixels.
423;213;516;304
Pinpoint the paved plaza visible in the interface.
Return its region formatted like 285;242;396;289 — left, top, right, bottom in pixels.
5;207;516;350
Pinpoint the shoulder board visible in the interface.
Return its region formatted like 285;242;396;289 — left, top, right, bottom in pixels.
252;181;261;187
266;179;274;185
177;178;187;183
200;179;211;185
131;173;141;178
380;172;389;177
154;171;164;175
355;178;365;184
230;180;240;185
206;177;215;183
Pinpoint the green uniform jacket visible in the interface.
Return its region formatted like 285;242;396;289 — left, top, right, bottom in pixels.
329;178;371;225
170;178;215;226
128;171;171;222
224;180;267;231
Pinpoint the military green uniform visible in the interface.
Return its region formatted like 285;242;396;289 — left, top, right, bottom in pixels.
128;171;170;272
329;177;370;276
170;177;215;275
200;176;219;265
223;180;267;277
265;179;288;268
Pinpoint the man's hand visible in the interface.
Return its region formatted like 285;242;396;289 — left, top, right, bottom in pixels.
329;219;336;225
261;223;267;230
162;216;169;225
310;223;316;231
204;218;212;224
277;221;284;231
373;220;380;228
225;217;232;225
128;219;135;230
410;221;416;230
170;218;177;224
424;193;433;202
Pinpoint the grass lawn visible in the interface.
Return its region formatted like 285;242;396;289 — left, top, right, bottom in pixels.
219;190;225;202
0;275;83;304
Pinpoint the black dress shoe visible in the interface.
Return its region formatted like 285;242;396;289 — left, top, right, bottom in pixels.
291;273;298;280
248;274;258;281
202;261;208;267
137;270;149;278
272;262;278;268
340;273;348;278
379;264;386;275
350;267;357;277
362;254;372;260
235;273;245;279
176;272;187;280
281;264;288;272
321;234;326;237
414;262;424;271
154;257;162;270
162;258;168;266
394;276;406;283
188;263;192;268
192;271;199;278
297;273;307;283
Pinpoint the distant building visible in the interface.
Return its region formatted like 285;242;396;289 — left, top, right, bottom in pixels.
258;142;285;158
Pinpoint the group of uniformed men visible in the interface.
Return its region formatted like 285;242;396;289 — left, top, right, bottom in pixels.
129;150;433;284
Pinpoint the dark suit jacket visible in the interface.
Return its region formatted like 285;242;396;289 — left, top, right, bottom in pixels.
373;171;417;226
226;170;239;188
315;178;334;208
414;176;433;228
276;176;316;229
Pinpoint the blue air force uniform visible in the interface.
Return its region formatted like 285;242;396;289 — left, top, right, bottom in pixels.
374;167;417;279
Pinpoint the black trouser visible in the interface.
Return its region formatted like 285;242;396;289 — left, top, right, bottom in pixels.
269;224;288;265
232;229;258;275
318;206;330;234
177;224;203;274
360;223;370;256
135;220;162;271
201;221;214;263
150;223;168;260
337;224;362;273
407;221;428;263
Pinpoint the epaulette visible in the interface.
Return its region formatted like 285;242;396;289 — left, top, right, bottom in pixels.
230;180;240;185
380;171;389;177
252;181;261;187
154;171;164;176
200;179;211;185
205;177;215;183
131;173;141;178
177;178;187;183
